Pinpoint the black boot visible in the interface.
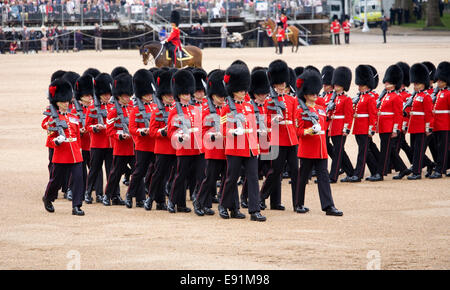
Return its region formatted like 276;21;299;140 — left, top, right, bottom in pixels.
72;206;85;216
250;212;266;222
393;168;412;180
136;200;145;208
230;209;245;219
367;173;383;181
84;191;93;204
218;205;229;219
125;195;133;208
42;196;54;213
156;202;167;211
66;189;73;201
111;196;125;206
144;197;153;211
102;195;111;206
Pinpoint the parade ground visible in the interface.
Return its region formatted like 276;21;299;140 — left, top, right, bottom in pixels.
0;30;449;270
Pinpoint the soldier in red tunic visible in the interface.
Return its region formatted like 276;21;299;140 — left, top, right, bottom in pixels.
275;22;285;54
330;15;341;45
293;70;343;216
328;66;355;183
103;73;135;206
317;65;335;161
162;10;182;67
342;15;351;44
124;69;157;208
430;61;450;178
167;70;202;213
406;63;434;180
42;79;85;216
219;64;266;222
193;70;227;216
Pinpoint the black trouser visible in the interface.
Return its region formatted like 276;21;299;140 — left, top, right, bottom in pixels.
377;133;407;176
63;38;69;52
383;30;387;43
395;132;414;164
260;145;298;207
170;155;201;207
48;148;54;176
241;159;270;202
78;150;102;193
221;155;260;213
426;134;439;164
326;134;334;160
148;154;176;203
44;163;84;208
295;158;334;211
334;33;340;45
127;150;155;202
330;135;354;181
367;137;380;176
354;135;370;179
278;42;283;54
434;131;449;173
196;159;226;209
104;155;135;199
86;148;113;195
410;133;432;175
344;33;349;44
187;154;206;198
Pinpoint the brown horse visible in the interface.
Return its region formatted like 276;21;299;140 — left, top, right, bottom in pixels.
139;41;203;68
260;18;299;53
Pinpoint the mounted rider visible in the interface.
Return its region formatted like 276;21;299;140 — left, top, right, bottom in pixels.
161;10;182;68
280;8;288;32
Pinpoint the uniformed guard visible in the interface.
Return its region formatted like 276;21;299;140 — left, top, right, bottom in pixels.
317;65;335;161
275;22;285;54
42;79;85;216
328;66;355;183
331;15;341;45
162;10;182;67
125;69;157;208
342;15;351;44
219;64;266;221
293;70;343;216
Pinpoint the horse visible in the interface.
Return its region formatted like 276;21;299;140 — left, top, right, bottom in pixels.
139;41;203;68
260;18;300;53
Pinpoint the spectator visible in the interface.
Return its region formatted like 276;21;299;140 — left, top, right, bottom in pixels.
61;25;70;53
47;26;54;53
75;29;83;52
54;25;61;53
389;7;395;25
220;23;228;48
0;27;5;54
94;23;102;52
159;26;167;41
40;26;48;53
29;28;38;53
10;40;18;54
381;17;388;44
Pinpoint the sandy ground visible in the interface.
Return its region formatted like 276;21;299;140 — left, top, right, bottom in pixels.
0;31;449;270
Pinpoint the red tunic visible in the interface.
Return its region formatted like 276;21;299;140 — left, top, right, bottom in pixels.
280;15;288;30
167;104;202;156
71;105;91;151
276;28;285;42
202;103;226;160
167;27;181;50
106;104;134;156
328;93;353;136
331;20;341;33
42;107;55;149
407;90;433;134
48;112;83;164
85;103;113;149
264;94;299;146
352;92;377;135
398;89;412;132
129;102;157;152
377;91;403;134
149;103;176;155
432;88;450;131
295;105;328;159
221;101;259;157
342;20;351;33
253;102;271;155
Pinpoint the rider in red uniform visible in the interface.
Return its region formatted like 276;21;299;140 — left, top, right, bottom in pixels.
162;10;181;67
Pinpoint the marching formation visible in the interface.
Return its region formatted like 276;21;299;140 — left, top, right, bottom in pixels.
41;59;450;221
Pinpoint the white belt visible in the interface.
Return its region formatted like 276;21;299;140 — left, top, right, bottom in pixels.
355;114;369;118
64;137;77;142
332;115;345;119
188;128;199;133
278;120;293;125
314;131;326;135
244;129;254;133
434;110;450;114
379;112;394;116
410;111;425;116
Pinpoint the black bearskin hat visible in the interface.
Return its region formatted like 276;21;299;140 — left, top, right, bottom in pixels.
207;70;227;98
277;21;283;27
368;65;379;90
193;68;207;92
294;66;304;77
156;70;174;99
396;62;411;87
51;70;66;82
355;65;374;89
207;68;222;79
75;75;94;100
231;59;249;71
332;66;352;91
268;59;289;85
305;65;320;75
321;65;334;85
383;64;403;90
170;10;180;26
149;67;159;77
224;64;250;95
133;69;155;99
48;79;73;104
83;68;101;78
296;70;322;102
111;66;129;79
410;63;430;89
422;61;436;82
435;61;450;85
62;71;80;89
288;68;297;91
94;73;113;96
113;73;134;98
172;69;195;100
281;8;286;15
249;69;270;97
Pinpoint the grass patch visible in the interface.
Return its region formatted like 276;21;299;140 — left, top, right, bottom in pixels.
400;12;450;30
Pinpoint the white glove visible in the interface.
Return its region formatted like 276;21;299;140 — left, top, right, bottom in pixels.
54;135;66;145
160;40;166;44
232;127;244;136
312;123;322;134
272;114;283;123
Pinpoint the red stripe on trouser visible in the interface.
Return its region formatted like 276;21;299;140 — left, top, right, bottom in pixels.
359;136;368;179
219;158;229;205
382;135;391;176
169;157;181;201
418;134;425;174
334;137;344;179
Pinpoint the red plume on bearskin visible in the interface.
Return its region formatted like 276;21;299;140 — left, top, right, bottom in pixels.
224;74;230;84
296;78;304;89
157;77;160;86
49;86;57;98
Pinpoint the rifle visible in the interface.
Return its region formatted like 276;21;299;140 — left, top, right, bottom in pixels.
88;81;107;126
352;92;362;105
174;101;192;137
376;89;387;109
402;91;417;117
430;86;440;103
154;96;169;124
325;91;337;113
250;99;267;133
205;97;221;133
73;100;86;128
267;86;286;118
297;97;321;133
135;97;151;128
44;103;68;139
113;98;130;135
226;95;245;132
